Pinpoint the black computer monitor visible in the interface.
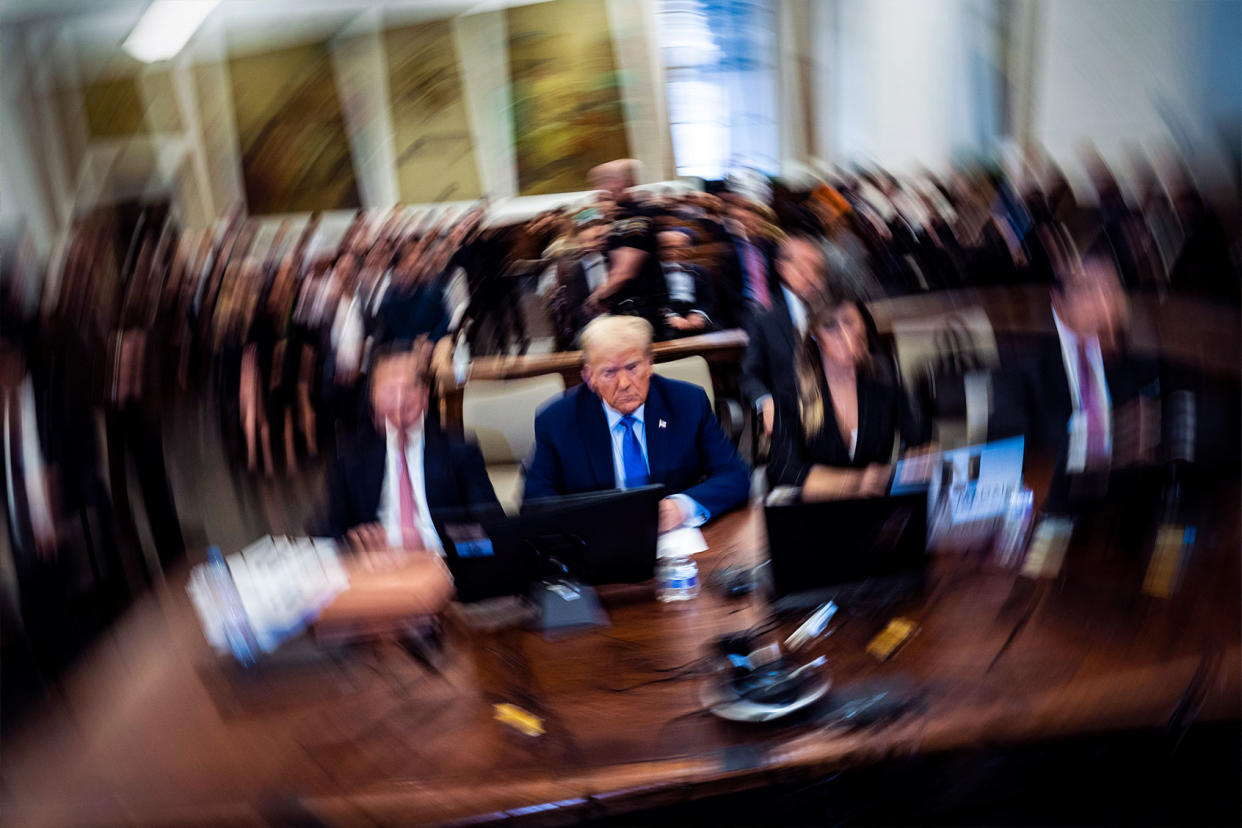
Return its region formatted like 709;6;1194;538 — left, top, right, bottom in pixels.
433;504;535;603
433;485;664;601
518;485;664;585
764;492;928;610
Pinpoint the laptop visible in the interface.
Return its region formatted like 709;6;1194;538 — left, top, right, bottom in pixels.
434;485;665;602
764;492;928;612
518;484;664;585
434;506;538;604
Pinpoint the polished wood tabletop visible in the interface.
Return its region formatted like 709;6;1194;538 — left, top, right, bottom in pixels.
3;496;1239;826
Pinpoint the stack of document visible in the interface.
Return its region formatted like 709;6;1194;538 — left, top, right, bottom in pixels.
188;537;348;658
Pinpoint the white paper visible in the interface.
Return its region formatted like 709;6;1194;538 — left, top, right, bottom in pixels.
189;536;349;656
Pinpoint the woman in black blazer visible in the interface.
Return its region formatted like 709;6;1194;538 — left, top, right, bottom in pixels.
767;293;929;499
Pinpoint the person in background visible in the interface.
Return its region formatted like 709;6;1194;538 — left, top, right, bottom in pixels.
990;242;1164;483
721;198;782;327
657;228;716;338
583;160;668;328
523;315;749;533
375;235;451;345
767;287;930;499
742;233;835;438
554;215;612;348
311;338;500;557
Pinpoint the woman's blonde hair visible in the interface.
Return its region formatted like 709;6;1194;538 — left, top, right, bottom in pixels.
794;296;873;437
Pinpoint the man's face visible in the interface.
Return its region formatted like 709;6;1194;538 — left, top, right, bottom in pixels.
1055;258;1128;342
777;237;827;301
583;345;653;416
371;353;428;431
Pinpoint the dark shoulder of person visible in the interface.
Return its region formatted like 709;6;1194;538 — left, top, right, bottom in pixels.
608;198;660;253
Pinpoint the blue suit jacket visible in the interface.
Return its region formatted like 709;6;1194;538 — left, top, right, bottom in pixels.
522;375;750;520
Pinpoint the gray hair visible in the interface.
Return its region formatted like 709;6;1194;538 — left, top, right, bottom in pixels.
579;315;654;363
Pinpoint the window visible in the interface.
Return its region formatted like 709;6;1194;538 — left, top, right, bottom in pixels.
658;0;779;180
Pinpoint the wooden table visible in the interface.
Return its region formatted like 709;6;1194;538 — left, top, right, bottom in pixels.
435;330;749;437
3;498;1238;826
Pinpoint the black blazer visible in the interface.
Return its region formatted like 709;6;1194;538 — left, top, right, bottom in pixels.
740;297;799;409
989;329;1162;460
376;281;450;343
768;355;928;488
310;423;500;539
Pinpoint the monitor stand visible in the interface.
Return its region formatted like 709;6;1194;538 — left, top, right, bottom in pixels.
529;577;609;636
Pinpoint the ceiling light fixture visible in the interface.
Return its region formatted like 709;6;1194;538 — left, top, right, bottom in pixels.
122;0;220;64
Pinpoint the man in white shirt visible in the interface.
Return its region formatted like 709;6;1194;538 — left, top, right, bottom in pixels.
741;234;833;437
993;243;1162;487
657;229;716;337
311;339;500;559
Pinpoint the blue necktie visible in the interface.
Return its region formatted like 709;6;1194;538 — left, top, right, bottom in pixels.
619;415;649;488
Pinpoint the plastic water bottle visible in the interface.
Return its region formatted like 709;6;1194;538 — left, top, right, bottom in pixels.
992;487;1035;568
207;546;257;666
656;554;700;602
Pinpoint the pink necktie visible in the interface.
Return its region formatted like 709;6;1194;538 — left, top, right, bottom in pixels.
1077;341;1108;466
397;432;423;549
744;243;771;310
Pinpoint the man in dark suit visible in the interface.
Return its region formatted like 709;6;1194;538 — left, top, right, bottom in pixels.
741;233;832;438
312;339;500;552
657;229;717;339
989;244;1164;508
523;315;749;534
719;199;781;328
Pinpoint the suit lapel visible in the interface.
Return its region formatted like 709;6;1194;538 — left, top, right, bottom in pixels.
644;379;672;483
576;387;617;488
1045;338;1073;421
422;426;453;510
776;303;798;356
355;429;388;522
854;372;878;460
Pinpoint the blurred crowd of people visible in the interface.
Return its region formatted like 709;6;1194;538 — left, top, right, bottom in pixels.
1;149;1238;706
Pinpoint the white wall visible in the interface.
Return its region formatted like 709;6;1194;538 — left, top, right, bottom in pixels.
831;0;998;174
1031;0;1240;198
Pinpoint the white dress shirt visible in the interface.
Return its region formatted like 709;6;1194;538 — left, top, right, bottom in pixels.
601;401;707;528
662;264;696;304
1052;308;1113;465
783;287;808;337
377;418;443;552
582;252;608;292
331;293;365;377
